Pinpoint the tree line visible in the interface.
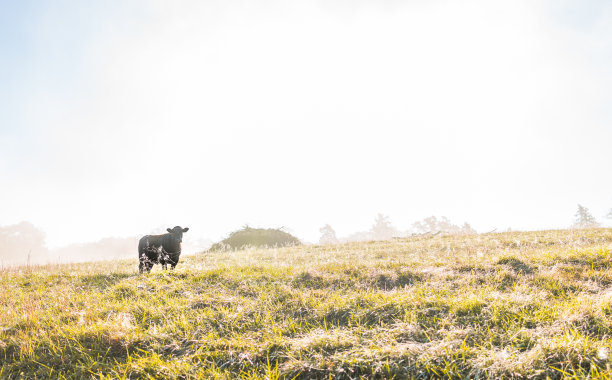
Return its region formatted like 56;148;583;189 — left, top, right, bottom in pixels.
319;204;611;245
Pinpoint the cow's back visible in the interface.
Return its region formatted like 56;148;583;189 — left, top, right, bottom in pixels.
138;234;165;254
138;235;154;254
138;235;148;254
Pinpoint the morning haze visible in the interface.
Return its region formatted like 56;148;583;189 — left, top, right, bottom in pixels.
0;0;611;265
2;2;612;378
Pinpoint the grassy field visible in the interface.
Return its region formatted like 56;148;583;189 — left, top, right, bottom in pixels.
1;229;611;379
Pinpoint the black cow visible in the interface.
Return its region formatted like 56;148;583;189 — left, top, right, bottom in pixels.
138;226;189;273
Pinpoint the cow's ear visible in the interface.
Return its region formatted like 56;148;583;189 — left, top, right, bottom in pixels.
183;227;189;232
167;228;172;233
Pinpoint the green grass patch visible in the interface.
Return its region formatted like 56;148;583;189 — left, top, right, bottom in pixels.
1;228;611;378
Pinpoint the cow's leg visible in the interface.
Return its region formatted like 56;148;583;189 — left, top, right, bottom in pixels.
162;248;172;270
140;251;156;273
157;247;168;270
139;254;148;273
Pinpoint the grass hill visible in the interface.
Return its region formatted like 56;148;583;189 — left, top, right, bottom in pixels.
0;229;611;379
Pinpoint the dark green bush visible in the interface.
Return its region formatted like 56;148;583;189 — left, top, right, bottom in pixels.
209;226;300;251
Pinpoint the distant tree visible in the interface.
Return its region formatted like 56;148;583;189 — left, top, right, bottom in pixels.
572;204;600;228
371;214;397;241
412;216;439;234
0;221;48;266
461;222;476;234
607;208;612;219
435;216;457;233
412;216;475;235
319;224;339;245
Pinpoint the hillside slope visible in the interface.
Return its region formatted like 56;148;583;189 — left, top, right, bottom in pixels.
1;229;611;379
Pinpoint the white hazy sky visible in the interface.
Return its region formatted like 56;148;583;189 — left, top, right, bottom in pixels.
1;0;611;249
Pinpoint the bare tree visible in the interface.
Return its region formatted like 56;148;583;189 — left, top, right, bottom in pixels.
572;204;600;228
319;224;339;245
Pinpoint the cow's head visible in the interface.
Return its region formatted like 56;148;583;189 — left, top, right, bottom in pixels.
167;226;189;242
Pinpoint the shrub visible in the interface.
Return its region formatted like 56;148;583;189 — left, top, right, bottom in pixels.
209;226;300;251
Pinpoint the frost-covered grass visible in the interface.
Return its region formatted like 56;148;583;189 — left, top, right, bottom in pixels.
1;229;611;379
